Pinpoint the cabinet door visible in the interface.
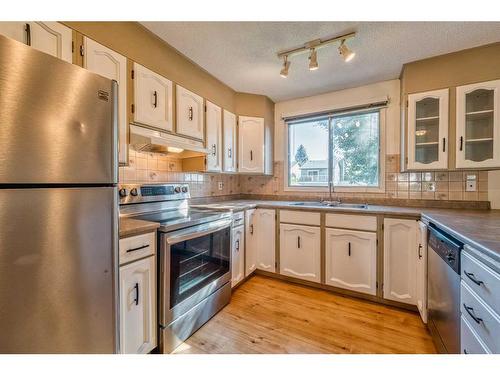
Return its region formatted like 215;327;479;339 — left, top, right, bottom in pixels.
83;37;128;165
280;224;321;283
383;218;417;305
256;209;276;272
456;79;500;168
206;101;222;172
223;110;237;172
416;221;428;323
119;256;156;354
0;22;72;63
238;116;264;173
325;228;377;295
134;62;173;132
245;209;257;276
407;89;449;170
176;85;204;140
231;226;245;287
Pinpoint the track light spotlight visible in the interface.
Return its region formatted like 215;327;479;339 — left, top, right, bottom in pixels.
280;57;290;78
339;40;355;62
308;49;318;71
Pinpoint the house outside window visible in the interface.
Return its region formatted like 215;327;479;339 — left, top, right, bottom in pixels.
286;109;383;191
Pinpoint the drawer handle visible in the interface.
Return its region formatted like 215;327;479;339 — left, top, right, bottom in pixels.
228;147;232;158
212;144;217;156
418;244;423;259
297;236;301;249
442;137;446;153
188;106;193;121
348;242;352;256
459;136;464;151
250;150;253;161
250;224;254;235
463;303;483;324
235;239;240;251
134;282;139;306
126;244;150;253
464;271;484;286
25;23;31;46
153;90;158;108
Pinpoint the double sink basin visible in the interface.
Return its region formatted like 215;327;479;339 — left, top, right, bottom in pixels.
290;201;369;209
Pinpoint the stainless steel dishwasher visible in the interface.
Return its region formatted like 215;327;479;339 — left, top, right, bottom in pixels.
427;224;464;354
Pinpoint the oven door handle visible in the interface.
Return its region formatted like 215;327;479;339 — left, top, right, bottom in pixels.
165;218;232;245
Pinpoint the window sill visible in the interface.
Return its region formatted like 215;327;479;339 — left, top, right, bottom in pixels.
284;185;386;194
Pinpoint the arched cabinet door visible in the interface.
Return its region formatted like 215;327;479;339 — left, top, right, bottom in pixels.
383;218;418;305
176;85;204;141
206;101;222;172
223;110;237;172
238;116;264;173
456;79;500;168
407;88;449;170
83;37;128;165
255;209;275;272
325;228;377;295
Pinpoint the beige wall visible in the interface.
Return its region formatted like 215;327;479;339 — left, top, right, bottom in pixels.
274;79;401;161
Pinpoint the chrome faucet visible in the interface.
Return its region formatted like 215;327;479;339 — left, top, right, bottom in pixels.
322;180;341;206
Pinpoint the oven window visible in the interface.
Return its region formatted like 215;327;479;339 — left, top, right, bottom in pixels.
170;226;230;308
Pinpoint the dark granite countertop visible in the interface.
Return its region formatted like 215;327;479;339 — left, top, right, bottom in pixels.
119;218;160;238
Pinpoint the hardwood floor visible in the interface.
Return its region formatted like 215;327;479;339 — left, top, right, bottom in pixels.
172;275;436;354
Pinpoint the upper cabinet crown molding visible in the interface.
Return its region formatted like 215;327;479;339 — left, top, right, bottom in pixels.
238;115;265;174
83;37;128;165
223;110;237;173
205;101;223;172
0;22;72;63
407;88;449;170
133;62;173;133
176;85;204;141
456;79;500;169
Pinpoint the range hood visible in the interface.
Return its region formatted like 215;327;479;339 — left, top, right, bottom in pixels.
129;124;207;157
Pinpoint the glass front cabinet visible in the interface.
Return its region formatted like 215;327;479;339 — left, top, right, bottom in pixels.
456;79;500;168
407;88;449;170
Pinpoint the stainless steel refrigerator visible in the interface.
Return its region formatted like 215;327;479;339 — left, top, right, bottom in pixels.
0;35;119;353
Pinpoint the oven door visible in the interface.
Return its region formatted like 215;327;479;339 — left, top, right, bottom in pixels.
159;218;232;327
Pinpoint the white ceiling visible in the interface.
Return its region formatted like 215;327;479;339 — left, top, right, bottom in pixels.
141;22;500;102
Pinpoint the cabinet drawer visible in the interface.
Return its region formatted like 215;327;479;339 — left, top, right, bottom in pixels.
461;316;491;354
325;213;376;231
280;210;320;226
461;281;500;353
462;250;500;316
232;211;245;227
119;232;156;265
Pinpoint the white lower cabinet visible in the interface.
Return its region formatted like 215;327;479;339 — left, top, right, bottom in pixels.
119;255;156;354
416;221;428;323
383;218;418;305
231;225;245;287
280;224;321;283
325;228;377;295
256;209;276;272
245;209;257;276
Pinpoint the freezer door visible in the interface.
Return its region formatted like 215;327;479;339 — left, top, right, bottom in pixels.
0;187;118;353
0;35;117;184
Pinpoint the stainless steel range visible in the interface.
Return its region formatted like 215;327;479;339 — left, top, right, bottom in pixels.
119;183;232;353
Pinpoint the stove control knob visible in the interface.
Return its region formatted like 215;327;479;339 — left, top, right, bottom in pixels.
119;188;129;198
130;188;138;196
174;186;181;193
181;186;188;193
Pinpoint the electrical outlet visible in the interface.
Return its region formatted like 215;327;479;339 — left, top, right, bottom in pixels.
466;174;477;192
218;182;224;191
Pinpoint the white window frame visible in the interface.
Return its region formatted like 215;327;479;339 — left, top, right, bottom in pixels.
284;108;386;193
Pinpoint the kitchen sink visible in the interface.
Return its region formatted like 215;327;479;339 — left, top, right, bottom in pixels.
290;201;368;209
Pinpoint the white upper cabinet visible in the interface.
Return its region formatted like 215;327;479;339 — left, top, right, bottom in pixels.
255;209;276;272
223;110;237;173
238;116;265;174
133;62;173;132
176;85;204;140
231;225;245;287
383;218;417;305
407;89;449;170
456;79;500;168
205;101;223;172
280;224;321;283
83;37;128;165
0;22;72;63
245;209;257;277
416;221;428;323
119;256;156;354
325;228;377;296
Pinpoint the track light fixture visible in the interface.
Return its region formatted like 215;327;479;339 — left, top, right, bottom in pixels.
338;39;356;62
277;31;356;77
280;56;290;78
308;49;318;71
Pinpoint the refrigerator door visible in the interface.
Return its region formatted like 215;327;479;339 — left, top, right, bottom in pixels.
0;35;118;184
0;187;118;353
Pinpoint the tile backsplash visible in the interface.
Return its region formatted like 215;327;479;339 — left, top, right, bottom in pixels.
119;151;490;204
